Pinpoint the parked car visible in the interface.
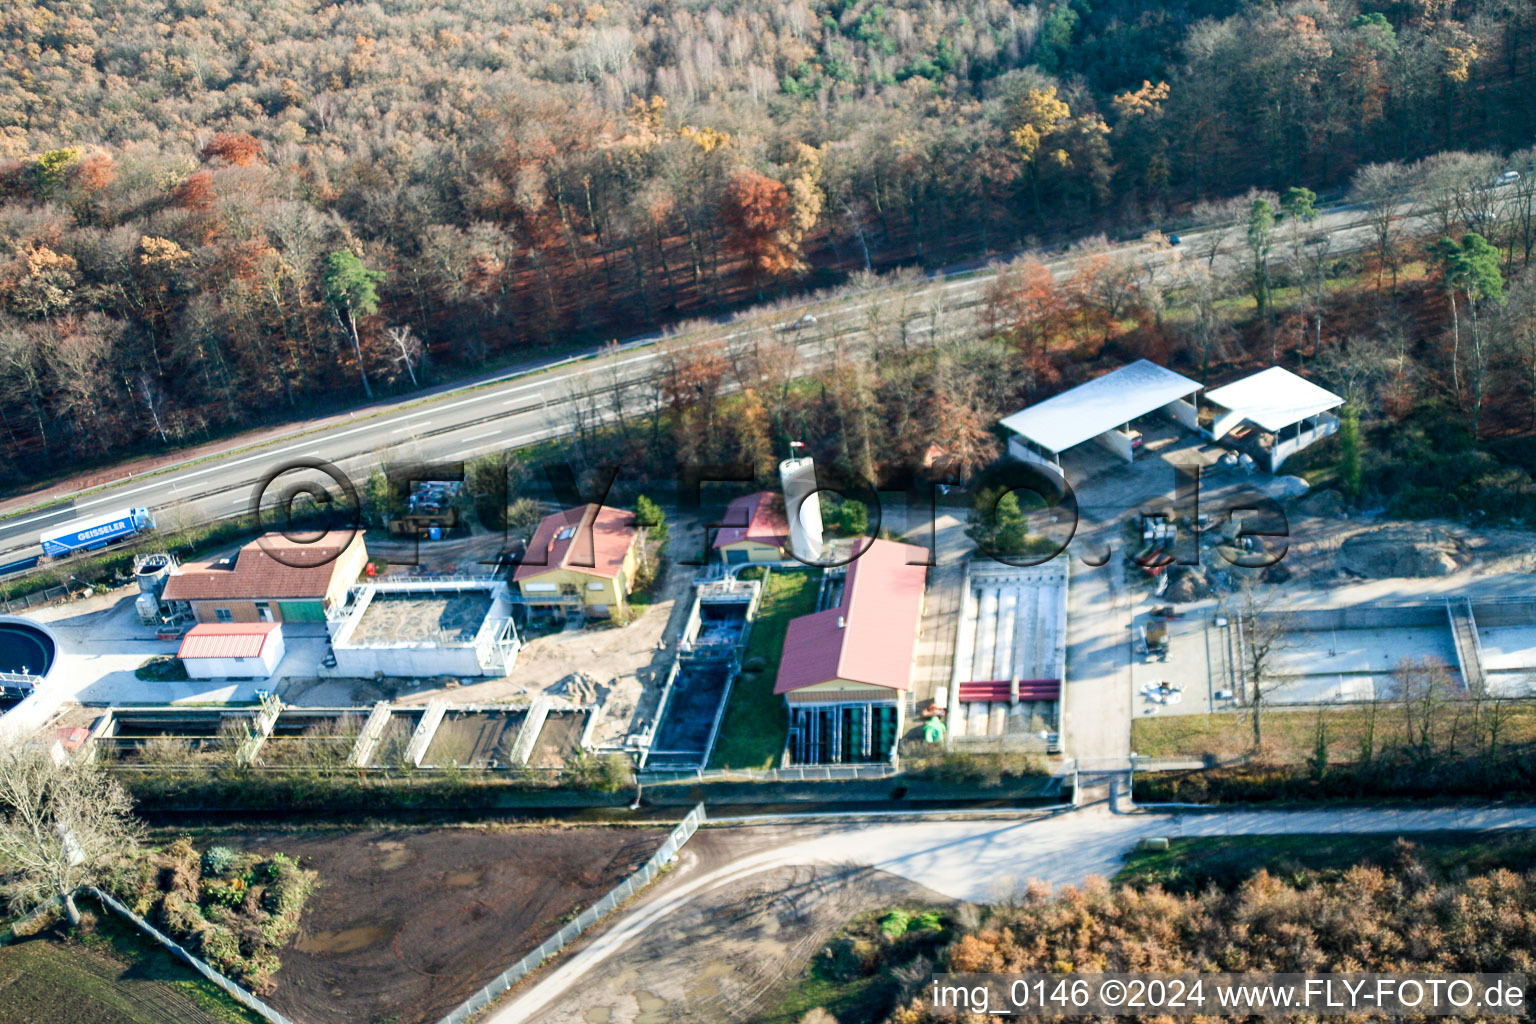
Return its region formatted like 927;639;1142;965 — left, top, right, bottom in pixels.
1166;233;1181;246
1498;169;1521;186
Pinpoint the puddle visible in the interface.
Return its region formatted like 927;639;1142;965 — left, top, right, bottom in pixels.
634;989;669;1023
684;959;734;1001
445;869;483;888
374;840;414;870
294;922;395;954
583;1008;613;1024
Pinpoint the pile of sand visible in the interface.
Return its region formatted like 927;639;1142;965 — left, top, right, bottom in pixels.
551;672;603;703
1340;525;1469;578
1163;565;1211;602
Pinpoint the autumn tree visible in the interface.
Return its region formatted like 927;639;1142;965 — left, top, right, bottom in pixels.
720;170;799;291
201;132;264;166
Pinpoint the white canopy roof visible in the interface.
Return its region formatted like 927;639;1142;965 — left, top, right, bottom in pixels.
999;359;1200;454
1204;366;1343;433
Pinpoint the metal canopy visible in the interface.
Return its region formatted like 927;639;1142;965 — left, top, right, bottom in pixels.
999;359;1200;454
1204;366;1344;434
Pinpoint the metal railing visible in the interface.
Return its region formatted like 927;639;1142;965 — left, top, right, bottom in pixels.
639;762;899;783
434;803;707;1024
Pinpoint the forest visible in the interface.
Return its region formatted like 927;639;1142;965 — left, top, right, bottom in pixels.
1;0;1534;483
794;840;1536;1024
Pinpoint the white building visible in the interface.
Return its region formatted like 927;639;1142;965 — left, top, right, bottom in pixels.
1204;366;1344;471
1000;359;1201;472
326;578;519;678
177;622;286;679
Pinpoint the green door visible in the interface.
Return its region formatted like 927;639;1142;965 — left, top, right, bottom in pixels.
277;600;326;622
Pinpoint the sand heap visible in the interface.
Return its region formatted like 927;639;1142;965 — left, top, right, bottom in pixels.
1340;525;1470;578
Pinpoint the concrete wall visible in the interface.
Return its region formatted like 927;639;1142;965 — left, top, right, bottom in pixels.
1261;604;1448;632
1092;428;1135;463
1008;437;1063;474
1271;414;1339;471
1471;601;1536;627
331;644;488;678
1162;397;1199;431
1209;408;1246;441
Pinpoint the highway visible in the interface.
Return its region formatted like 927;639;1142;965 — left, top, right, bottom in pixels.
0;196;1399;568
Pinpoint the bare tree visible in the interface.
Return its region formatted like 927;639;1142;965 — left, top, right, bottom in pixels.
0;740;142;926
1349;162;1410;291
385;324;423;388
1391;656;1457;766
1222;576;1292;751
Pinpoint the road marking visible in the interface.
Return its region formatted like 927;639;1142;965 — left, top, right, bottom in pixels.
456;430;501;444
391;422;428;433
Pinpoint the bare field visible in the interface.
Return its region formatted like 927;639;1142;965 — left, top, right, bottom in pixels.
213;825;665;1024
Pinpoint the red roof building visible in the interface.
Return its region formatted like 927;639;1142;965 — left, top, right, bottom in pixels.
176;622;287;679
162;531;368;624
178;622;282;660
775;539;927;703
513;504;642;617
713;491;790;563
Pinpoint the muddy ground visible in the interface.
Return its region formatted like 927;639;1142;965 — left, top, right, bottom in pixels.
217;825;665;1024
527;830;955;1024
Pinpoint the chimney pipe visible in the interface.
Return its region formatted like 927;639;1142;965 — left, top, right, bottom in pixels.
837;616;845;629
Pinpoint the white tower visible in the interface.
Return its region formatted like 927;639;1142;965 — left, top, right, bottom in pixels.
778;455;824;563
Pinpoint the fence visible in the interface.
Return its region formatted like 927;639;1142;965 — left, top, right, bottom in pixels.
639;762;899;783
434;802;707;1024
0;584;69;615
91;887;298;1024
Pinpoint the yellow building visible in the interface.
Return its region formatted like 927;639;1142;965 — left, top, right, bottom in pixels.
713;491;790;565
513;504;641;618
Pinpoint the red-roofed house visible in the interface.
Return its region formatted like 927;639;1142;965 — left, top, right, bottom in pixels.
714;491;790;565
513;504;641;618
776;539;927;764
177;622;286;678
162;531;368;625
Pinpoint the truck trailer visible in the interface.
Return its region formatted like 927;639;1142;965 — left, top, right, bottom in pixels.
38;507;156;559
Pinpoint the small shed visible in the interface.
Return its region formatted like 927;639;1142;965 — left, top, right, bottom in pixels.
177;622;286;679
1205;366;1344;471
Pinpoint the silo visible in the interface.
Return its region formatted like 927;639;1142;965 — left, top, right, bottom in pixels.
778;456;824;563
134;554;173;598
133;554;175;625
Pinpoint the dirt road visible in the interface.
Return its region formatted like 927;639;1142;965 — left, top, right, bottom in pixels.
489;804;1536;1023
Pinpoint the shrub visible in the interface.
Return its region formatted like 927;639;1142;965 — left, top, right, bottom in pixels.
201;845;238;877
562;752;635;793
204;877;248;908
135;655;189;681
158;891;208;936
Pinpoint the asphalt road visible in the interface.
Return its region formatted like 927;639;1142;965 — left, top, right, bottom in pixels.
0;194;1419;567
498;803;1536;1024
